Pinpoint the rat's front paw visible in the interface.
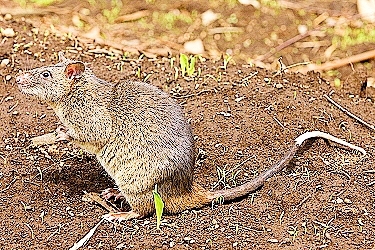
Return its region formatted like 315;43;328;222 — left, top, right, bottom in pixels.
55;126;71;141
101;188;125;201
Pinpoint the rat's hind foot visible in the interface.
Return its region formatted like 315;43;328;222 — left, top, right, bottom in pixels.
55;126;71;141
102;210;141;222
101;188;125;201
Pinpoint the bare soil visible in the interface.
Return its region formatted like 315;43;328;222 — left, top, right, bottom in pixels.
1;16;375;250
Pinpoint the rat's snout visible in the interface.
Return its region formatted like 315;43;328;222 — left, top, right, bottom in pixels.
16;72;31;85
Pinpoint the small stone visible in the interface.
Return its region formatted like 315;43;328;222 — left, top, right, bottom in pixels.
169;241;175;247
66;206;74;216
183;237;191;242
0;58;10;68
25;205;32;210
233;242;238;247
12;111;19;115
5;75;11;81
1;28;15;37
184;39;204;54
344;198;352;204
264;77;270;83
31;28;39;34
4;14;12;21
116;243;125;248
239;0;260;8
336;197;343;204
268;239;278;243
298;24;308;34
80;8;91;16
283;238;291;243
201;10;219;26
325;231;332;240
275;83;283;89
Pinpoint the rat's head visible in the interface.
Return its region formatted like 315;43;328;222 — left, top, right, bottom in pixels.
16;52;86;103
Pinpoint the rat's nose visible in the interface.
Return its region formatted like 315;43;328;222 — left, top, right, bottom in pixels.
16;73;30;85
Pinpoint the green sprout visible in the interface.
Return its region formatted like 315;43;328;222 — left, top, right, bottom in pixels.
153;184;164;230
179;54;196;77
136;67;141;79
223;54;233;70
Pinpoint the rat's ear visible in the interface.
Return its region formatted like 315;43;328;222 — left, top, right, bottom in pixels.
65;62;85;80
58;52;67;62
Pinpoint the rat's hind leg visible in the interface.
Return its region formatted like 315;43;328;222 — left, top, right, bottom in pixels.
103;191;155;221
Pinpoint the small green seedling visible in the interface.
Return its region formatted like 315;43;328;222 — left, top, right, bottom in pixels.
153;184;164;230
136;67;141;79
170;57;175;68
144;73;152;82
223;53;232;70
179;54;196;77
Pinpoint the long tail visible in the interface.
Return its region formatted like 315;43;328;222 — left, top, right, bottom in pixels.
208;131;366;201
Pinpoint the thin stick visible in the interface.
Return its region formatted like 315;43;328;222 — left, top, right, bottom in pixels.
174;89;212;99
323;94;375;132
0;176;17;193
69;219;105;250
257;31;312;61
294;194;312;210
273;116;285;129
297;49;375;74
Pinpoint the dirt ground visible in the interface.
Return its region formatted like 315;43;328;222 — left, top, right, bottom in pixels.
2;6;375;250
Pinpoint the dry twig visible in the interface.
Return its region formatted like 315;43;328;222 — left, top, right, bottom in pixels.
297;49;375;74
0;176;17;193
69;219;105;250
324;94;375;132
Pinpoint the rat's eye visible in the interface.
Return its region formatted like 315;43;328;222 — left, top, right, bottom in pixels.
41;71;51;78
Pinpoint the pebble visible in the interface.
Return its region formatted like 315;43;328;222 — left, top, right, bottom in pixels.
184;39;204;54
268;239;278;243
0;58;10;68
183;236;191;242
201;10;219;26
298;24;308;34
275;83;283;89
344;198;352;204
1;28;15;37
336;197;343;204
5;75;11;81
4;14;12;21
325;231;332;240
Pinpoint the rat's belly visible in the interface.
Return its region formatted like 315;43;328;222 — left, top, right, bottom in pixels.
74;140;101;155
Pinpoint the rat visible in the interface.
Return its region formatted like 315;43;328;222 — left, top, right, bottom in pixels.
16;53;366;221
